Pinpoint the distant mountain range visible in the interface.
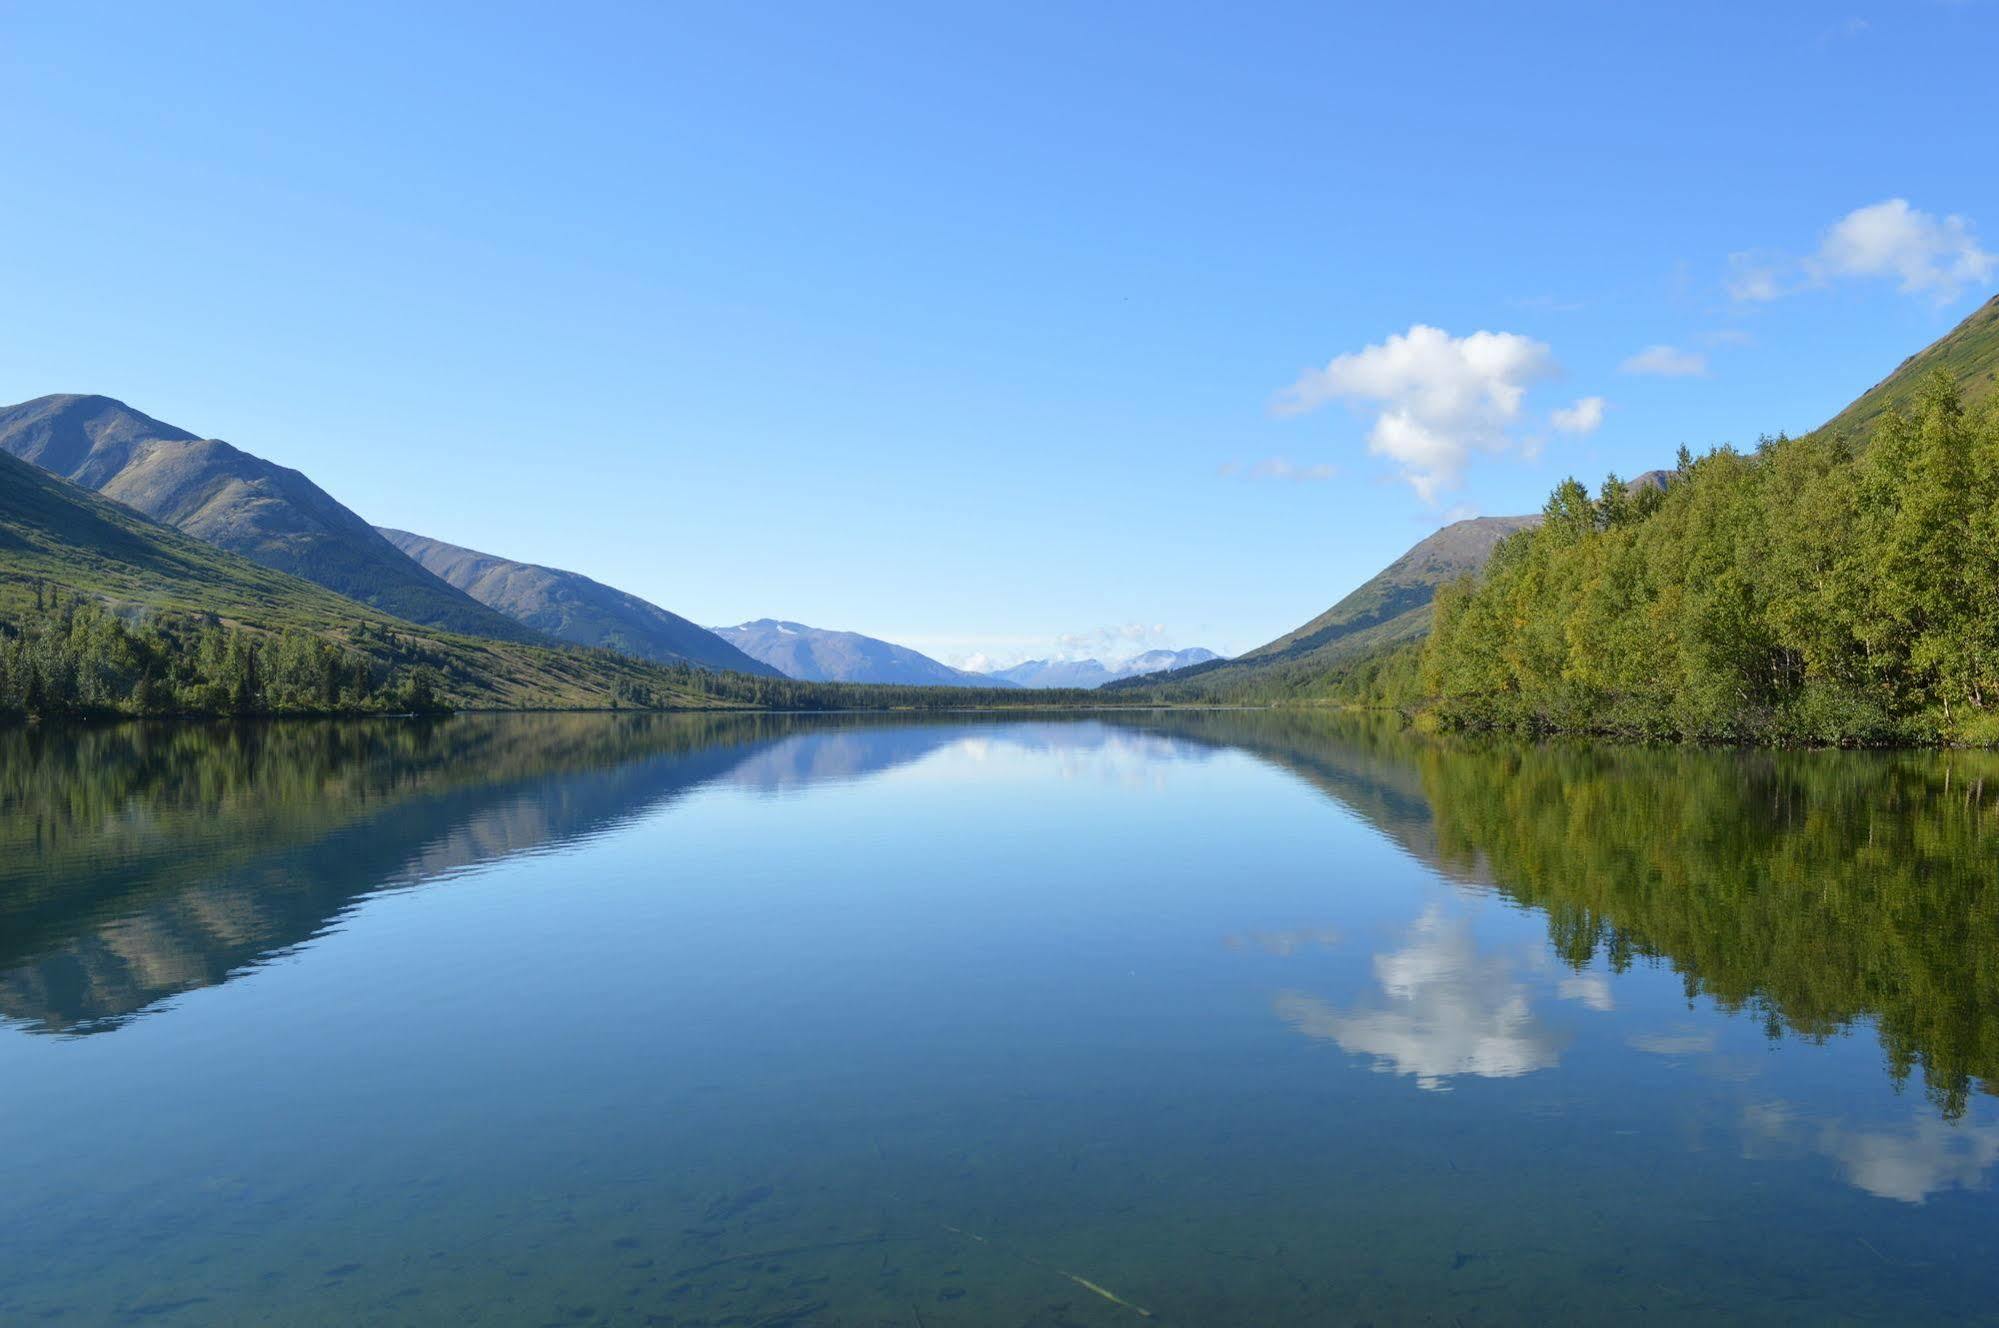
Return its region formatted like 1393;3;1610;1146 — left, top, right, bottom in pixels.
713;619;1002;686
715;621;1222;689
8;289;1995;714
991;648;1220;689
378;528;778;676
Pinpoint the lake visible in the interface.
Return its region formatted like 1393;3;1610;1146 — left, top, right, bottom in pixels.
2;712;1996;1325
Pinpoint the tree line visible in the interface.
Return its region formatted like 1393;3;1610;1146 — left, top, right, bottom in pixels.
1420;370;1999;744
0;586;446;719
0;582;1121;722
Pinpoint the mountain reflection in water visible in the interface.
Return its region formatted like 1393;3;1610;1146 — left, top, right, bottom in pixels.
3;711;1995;1124
4;710;1999;1325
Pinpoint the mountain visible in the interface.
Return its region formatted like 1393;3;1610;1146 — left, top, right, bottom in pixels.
1128;515;1540;698
1817;292;1999;443
0;394;542;643
1136;297;1999;705
1245;515;1542;666
714;619;1004;686
377;528;780;676
0;449;728;711
992;647;1220;689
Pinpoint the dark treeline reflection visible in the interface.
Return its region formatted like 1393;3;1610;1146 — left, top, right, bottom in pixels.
6;711;1997;1122
1414;739;1999;1120
1111;710;1999;1120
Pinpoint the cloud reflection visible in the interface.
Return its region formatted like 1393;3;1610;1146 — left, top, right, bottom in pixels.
1744;1101;1999;1204
1275;906;1563;1091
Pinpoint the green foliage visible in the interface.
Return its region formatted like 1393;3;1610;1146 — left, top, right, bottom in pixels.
0;588;444;718
1417;372;1999;744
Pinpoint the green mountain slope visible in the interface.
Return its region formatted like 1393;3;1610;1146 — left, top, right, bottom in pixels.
1240;515;1542;664
1817;292;1999;442
0;450;732;711
379;528;780;676
0;395;545;644
1118;515;1539;698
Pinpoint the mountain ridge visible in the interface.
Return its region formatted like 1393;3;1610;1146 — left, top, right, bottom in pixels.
0;449;731;711
715;618;1007;687
0;394;544;644
992;647;1219;689
1116;515;1541;697
379;528;779;676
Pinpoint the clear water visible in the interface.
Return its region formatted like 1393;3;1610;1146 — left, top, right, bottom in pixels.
2;712;1996;1325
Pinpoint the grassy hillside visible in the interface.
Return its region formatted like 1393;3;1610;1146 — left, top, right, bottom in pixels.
379;527;780;675
0;395;547;644
1113;515;1539;701
1241;514;1541;663
0;451;738;713
1817;292;1999;443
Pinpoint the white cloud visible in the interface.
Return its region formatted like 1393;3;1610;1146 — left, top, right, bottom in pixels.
1810;198;1996;300
1275;906;1564;1091
1273;325;1558;502
1730;200;1995;305
1620;345;1708;377
1550;395;1606;435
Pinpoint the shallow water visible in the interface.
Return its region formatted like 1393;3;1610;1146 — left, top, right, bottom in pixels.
1;711;1996;1325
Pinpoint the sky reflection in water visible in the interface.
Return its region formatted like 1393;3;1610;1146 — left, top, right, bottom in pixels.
1;712;1995;1324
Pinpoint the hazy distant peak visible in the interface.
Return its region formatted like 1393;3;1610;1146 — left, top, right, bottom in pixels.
989;646;1221;689
714;619;1002;686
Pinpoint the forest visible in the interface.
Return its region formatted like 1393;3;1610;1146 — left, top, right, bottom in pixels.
0;584;1106;720
0;587;450;719
1417;370;1999;745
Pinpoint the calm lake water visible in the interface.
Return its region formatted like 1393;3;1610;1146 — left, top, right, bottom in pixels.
2;712;1996;1325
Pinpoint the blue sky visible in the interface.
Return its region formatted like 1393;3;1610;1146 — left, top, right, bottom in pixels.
4;2;1996;667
